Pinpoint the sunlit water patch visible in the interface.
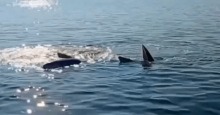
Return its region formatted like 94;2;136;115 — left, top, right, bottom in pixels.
12;0;58;9
16;86;69;115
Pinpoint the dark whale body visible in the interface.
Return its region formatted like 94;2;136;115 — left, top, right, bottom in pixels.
118;56;134;63
118;44;154;67
43;59;81;69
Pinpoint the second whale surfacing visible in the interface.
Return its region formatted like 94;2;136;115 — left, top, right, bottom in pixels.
118;44;154;67
42;45;155;69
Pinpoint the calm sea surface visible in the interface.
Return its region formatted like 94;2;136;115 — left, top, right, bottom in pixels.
1;0;220;115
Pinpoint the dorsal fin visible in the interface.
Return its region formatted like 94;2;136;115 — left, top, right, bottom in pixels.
57;53;72;58
142;45;154;62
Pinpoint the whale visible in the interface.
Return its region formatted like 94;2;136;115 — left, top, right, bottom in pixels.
42;58;81;69
42;44;155;69
42;53;81;69
118;45;154;67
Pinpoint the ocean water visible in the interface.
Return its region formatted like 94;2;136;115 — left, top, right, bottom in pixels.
0;0;220;115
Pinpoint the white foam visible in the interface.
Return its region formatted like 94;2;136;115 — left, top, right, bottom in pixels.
51;69;63;73
24;88;30;91
44;44;52;47
37;101;46;107
73;64;79;68
74;55;80;59
0;45;118;71
17;89;21;93
64;66;69;68
87;59;96;64
27;109;32;114
33;95;37;98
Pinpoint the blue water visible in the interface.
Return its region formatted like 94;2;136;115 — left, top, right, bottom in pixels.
1;0;220;115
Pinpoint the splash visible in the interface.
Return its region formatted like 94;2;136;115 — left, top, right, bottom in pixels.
0;44;118;70
12;0;58;9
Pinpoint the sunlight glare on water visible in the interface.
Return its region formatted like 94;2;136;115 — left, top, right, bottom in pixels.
12;0;58;9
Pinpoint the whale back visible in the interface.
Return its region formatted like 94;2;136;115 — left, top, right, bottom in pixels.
43;59;81;69
118;56;134;63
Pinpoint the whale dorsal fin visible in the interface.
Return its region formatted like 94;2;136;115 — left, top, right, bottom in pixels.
142;45;154;62
57;53;72;58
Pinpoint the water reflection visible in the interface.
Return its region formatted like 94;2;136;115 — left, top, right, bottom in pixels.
12;0;58;9
16;86;69;114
